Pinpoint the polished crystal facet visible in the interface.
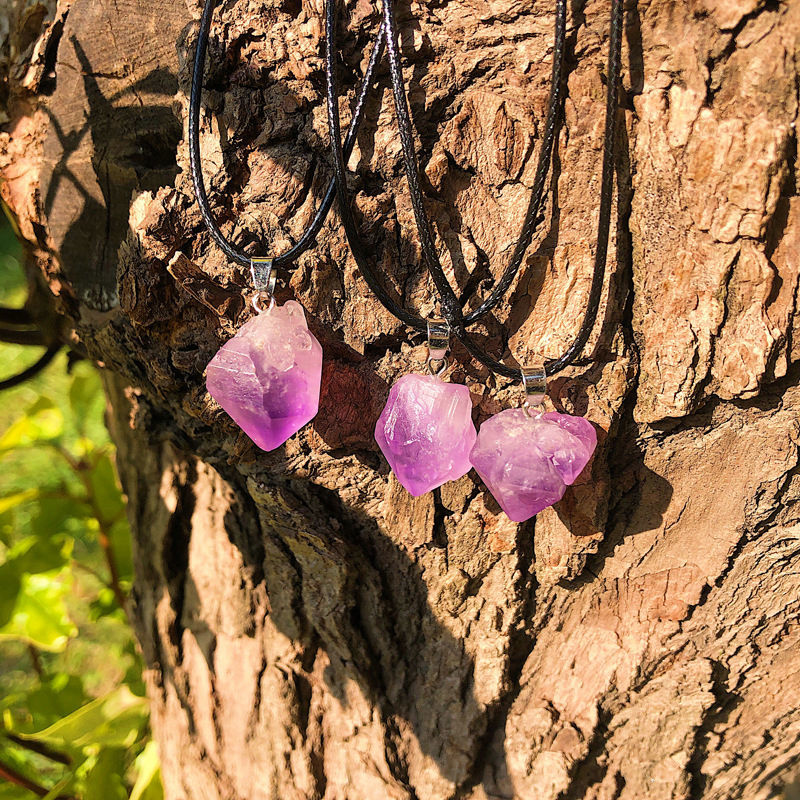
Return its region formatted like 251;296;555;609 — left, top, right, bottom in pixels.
375;374;477;496
206;301;322;451
470;409;596;522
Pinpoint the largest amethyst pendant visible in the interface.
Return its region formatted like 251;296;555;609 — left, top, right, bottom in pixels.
206;300;322;451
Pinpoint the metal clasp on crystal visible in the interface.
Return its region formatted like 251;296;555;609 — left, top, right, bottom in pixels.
250;257;277;313
521;363;547;415
427;317;450;377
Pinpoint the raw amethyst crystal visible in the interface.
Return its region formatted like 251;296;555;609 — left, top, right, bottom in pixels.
374;374;477;496
470;409;596;522
206;301;322;451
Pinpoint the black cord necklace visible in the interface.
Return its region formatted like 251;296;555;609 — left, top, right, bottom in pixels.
189;0;387;452
327;0;623;382
326;0;569;358
327;0;623;520
189;0;624;522
190;0;387;273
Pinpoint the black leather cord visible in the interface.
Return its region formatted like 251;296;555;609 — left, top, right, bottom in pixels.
381;0;464;326
464;3;567;324
380;0;623;380
545;0;623;375
325;0;428;331
326;0;571;363
382;0;568;329
328;0;618;381
189;0;387;270
192;0;622;382
0;345;61;391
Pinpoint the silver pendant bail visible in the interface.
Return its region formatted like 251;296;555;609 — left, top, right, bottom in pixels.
427;318;450;360
427;317;450;376
250;257;277;313
521;363;547;416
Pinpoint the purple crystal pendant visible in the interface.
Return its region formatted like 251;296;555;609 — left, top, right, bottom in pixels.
206;299;322;451
469;365;596;522
375;373;477;496
470;409;596;521
374;319;476;496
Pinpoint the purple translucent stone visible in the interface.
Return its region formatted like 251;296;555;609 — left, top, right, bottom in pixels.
206;301;322;451
470;409;597;522
374;374;477;496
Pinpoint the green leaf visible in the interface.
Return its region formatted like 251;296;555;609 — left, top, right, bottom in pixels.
122;640;147;697
31;495;93;537
0;561;21;627
40;773;75;800
0;488;39;514
7;535;70;575
89;587;119;621
0;508;13;546
0;785;27;800
0;398;63;452
24;674;89;730
0;737;70;799
0;735;37;775
85;747;128;800
130;741;163;800
0;571;76;651
20;687;148;750
88;454;124;525
69;372;101;422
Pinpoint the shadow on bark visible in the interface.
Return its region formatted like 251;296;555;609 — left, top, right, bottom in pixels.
40;37;181;310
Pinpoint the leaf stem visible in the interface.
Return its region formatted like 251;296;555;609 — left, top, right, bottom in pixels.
4;733;71;766
0;756;74;799
27;645;44;680
96;521;127;613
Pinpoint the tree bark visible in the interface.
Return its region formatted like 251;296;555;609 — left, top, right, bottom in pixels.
2;0;800;798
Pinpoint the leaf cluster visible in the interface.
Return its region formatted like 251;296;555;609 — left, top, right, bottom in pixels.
0;228;160;800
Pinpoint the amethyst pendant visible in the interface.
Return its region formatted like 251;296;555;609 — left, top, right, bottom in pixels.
470;409;596;522
375;374;477;496
206;300;322;451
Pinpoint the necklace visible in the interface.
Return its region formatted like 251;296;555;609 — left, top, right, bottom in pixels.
189;0;386;450
326;0;623;521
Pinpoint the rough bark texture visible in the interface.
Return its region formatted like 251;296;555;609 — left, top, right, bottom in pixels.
2;0;800;798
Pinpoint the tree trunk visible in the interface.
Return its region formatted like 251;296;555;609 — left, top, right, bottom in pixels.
2;0;800;797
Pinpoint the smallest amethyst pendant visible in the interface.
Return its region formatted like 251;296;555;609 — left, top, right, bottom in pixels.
469;365;596;522
374;320;477;496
